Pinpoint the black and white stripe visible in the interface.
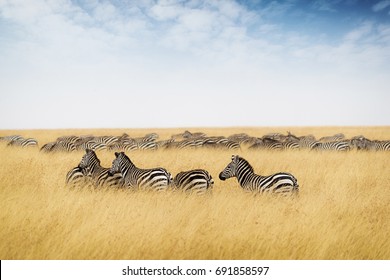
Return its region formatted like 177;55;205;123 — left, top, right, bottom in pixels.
173;169;214;195
78;149;122;188
312;141;351;151
219;155;299;195
7;138;38;147
66;166;90;188
108;152;172;191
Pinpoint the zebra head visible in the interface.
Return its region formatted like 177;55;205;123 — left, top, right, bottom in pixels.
219;155;240;181
78;149;100;170
108;152;125;176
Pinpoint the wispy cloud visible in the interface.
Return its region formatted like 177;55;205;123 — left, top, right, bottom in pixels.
0;0;389;128
372;0;390;12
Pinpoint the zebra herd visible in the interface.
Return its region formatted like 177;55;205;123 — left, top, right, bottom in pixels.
1;130;390;152
67;149;298;196
67;149;214;195
0;135;38;147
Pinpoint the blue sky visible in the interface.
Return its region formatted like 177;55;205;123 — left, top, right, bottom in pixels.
0;0;389;129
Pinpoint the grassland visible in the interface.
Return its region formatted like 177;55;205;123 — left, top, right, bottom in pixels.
0;127;389;259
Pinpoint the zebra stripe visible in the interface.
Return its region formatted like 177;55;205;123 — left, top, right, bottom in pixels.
319;133;345;142
219;155;299;195
173;169;214;195
66;166;90;188
78;149;121;187
108;152;172;191
0;135;24;142
312;141;351;151
248;139;283;150
7;138;38;147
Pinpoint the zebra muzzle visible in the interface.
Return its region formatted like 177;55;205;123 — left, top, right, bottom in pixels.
219;173;226;181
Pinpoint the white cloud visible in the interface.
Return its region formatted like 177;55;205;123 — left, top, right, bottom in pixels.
372;0;390;12
0;0;389;128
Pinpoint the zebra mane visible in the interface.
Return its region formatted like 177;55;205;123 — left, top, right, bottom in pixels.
86;149;101;165
115;151;134;166
234;155;254;173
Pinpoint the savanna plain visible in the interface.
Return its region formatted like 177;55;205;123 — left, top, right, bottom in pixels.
0;127;389;260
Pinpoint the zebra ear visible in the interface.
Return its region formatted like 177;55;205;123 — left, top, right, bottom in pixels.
115;152;120;157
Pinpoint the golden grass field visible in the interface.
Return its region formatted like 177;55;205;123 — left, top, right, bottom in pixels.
0;127;389;260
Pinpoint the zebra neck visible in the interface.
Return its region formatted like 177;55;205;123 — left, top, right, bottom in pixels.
236;167;255;187
120;159;136;178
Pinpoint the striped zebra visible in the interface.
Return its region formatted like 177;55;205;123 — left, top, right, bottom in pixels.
173;169;214;195
41;141;76;152
78;149;122;188
66;166;90;188
7;138;38;147
248;138;283;151
219;155;299;195
319;133;345;142
0;135;24;142
108;152;172;191
367;140;390;151
312;140;351;151
75;140;107;151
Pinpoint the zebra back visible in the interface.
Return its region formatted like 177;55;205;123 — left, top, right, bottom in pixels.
173;169;214;195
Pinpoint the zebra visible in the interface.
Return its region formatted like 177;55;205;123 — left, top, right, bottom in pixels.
312;140;351;151
219;155;299;196
108;151;172;191
56;135;81;144
42;141;76;152
75;140;107;151
7;138;38;147
248;138;283;151
78;149;122;188
173;169;214;195
319;133;345;142
0;135;24;142
66;166;90;188
182;130;207;139
107;142;138;152
367;140;390;151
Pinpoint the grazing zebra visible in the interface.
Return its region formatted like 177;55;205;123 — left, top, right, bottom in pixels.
248;138;283;151
56;135;81;144
108;152;172;191
7;138;38;147
319;133;345;142
78;149;122;188
0;135;24;142
367;140;390;151
173;169;214;195
312;141;351;151
42;141;76;152
75;140;107;151
219;155;299;195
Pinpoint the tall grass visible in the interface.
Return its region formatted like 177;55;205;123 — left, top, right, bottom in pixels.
0;127;389;259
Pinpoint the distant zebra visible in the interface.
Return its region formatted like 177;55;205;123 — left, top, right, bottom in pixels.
248;138;283;151
41;141;76;152
7;138;38;147
0;135;24;142
359;140;390;151
173;169;214;195
78;149;122;188
312;141;351;151
319;133;345;142
108;152;172;191
219;155;299;195
75;141;107;151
